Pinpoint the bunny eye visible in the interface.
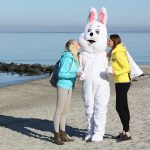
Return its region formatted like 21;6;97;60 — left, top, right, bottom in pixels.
95;29;100;34
88;28;92;32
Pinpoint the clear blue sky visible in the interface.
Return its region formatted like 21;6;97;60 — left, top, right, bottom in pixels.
0;0;150;32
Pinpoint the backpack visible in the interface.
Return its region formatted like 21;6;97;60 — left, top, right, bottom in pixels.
49;60;60;87
49;56;75;88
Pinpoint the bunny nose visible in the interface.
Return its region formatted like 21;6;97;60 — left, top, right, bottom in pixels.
90;32;93;36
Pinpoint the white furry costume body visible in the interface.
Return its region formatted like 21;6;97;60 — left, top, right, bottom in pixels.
79;7;110;141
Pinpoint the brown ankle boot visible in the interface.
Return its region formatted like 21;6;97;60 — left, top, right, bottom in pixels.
54;132;64;145
60;130;74;142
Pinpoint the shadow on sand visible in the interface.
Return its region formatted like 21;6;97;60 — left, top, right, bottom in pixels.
0;115;86;143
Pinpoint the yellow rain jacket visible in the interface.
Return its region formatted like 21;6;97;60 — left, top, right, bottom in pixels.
111;43;131;83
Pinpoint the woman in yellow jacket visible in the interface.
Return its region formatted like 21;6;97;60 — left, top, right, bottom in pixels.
107;34;132;141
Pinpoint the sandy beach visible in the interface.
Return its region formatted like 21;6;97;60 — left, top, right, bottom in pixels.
0;65;150;150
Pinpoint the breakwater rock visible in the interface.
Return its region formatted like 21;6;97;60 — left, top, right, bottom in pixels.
0;62;54;75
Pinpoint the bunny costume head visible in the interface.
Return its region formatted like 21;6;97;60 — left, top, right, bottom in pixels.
80;7;108;53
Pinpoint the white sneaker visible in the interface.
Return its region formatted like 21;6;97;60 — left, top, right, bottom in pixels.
85;134;92;141
91;134;103;142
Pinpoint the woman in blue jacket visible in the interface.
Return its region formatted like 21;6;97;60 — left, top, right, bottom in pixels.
53;39;81;145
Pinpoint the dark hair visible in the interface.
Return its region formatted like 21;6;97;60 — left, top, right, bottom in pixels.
110;34;121;49
65;39;74;51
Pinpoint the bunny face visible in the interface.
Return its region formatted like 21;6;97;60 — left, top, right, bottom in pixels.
83;7;108;53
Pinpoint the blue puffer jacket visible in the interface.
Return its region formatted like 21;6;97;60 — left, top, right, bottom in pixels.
57;51;78;90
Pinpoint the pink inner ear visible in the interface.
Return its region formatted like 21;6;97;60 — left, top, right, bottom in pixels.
89;11;95;23
99;11;105;24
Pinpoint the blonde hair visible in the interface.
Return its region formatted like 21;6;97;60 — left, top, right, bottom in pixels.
65;39;79;65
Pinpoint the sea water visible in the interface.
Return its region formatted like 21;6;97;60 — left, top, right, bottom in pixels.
0;32;149;87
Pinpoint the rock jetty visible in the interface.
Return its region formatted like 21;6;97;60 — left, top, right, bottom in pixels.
0;62;54;75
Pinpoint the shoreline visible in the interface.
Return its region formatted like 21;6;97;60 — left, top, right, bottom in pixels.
0;64;150;89
0;72;49;89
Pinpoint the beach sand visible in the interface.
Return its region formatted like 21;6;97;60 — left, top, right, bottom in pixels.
0;65;150;150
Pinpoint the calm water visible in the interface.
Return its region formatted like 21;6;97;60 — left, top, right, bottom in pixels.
0;32;150;87
0;72;48;88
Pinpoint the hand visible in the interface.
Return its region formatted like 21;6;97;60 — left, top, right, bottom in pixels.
107;50;112;58
112;70;115;75
76;71;82;78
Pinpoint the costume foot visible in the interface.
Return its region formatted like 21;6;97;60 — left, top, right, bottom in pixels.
85;134;92;141
91;134;103;142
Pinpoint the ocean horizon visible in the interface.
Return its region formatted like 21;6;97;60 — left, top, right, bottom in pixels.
0;32;150;87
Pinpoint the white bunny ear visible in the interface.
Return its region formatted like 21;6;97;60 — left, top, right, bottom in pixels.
88;7;97;23
99;7;108;24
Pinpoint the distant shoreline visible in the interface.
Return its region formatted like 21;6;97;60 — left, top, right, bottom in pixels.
0;61;52;88
0;64;150;89
0;73;49;89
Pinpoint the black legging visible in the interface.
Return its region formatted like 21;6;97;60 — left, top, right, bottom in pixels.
115;82;131;132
